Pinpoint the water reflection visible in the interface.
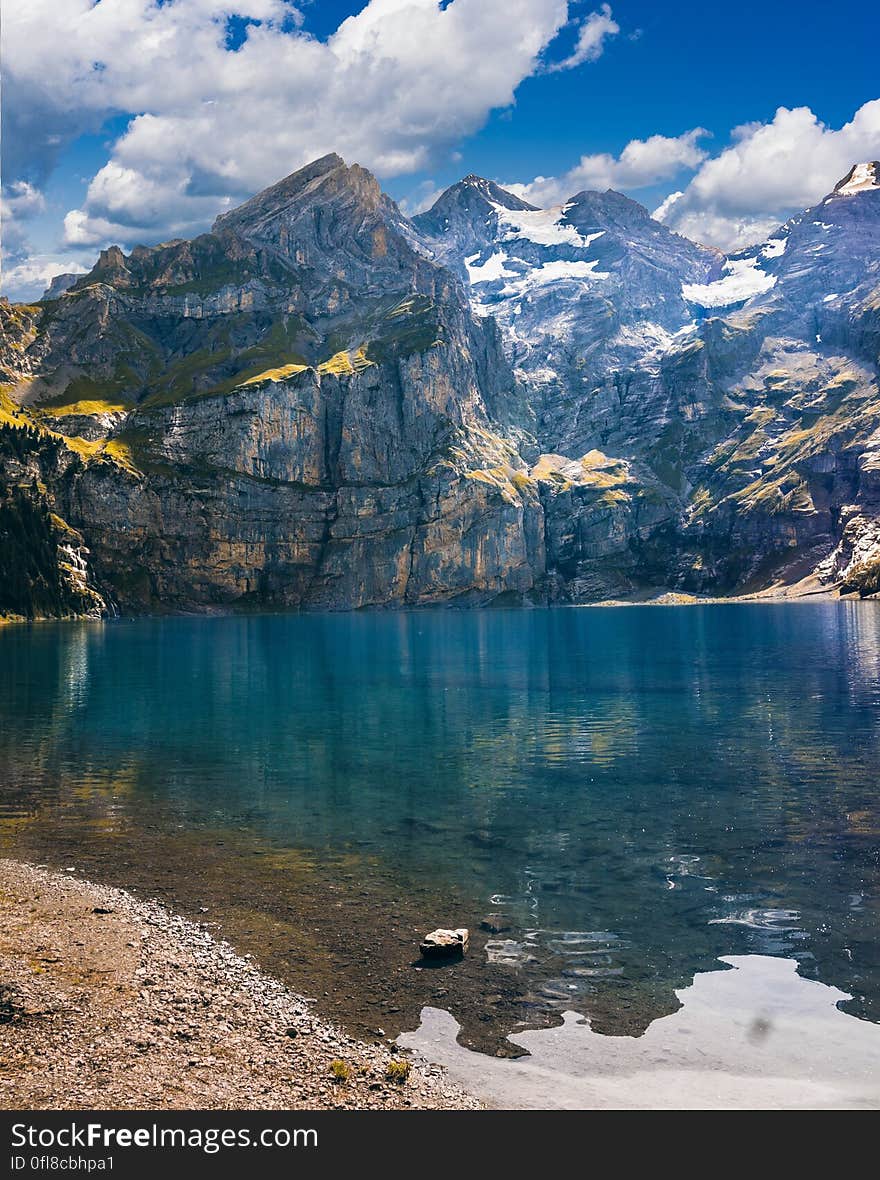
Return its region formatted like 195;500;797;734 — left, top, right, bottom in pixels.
1;603;879;1034
399;955;880;1109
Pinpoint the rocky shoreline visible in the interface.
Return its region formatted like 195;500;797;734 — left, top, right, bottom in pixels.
0;859;480;1110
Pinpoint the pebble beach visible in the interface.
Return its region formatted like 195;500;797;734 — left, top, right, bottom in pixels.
0;859;480;1111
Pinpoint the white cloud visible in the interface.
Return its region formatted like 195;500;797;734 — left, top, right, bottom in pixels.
1;180;47;256
657;100;880;249
1;256;87;302
2;181;46;223
1;181;54;299
9;1;874;277
506;128;709;206
505;99;880;252
3;0;607;255
651;190;682;222
546;3;618;72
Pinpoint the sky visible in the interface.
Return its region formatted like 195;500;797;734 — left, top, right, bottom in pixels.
2;0;878;301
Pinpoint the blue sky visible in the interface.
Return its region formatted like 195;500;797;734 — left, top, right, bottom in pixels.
2;0;878;299
392;0;878;202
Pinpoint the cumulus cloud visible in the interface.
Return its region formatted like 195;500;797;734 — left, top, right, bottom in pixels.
1;256;88;302
2;180;46;264
656;100;880;249
8;0;874;284
546;3;618;72
3;0;609;258
651;190;683;222
2;181;45;224
1;181;55;298
506;128;709;206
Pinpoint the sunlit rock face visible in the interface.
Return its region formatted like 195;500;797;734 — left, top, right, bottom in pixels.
1;158;879;616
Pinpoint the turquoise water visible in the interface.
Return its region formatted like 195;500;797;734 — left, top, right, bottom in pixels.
1;603;879;1033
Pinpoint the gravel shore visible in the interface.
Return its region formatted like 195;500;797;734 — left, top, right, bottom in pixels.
0;859;480;1110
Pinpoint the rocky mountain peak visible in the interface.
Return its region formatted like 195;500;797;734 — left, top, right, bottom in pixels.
413;175;536;244
436;175;535;213
41;272;82;300
212;152;383;239
459;175;535;210
831;161;880;197
563;188;654;231
98;245;127;267
200;153;443;291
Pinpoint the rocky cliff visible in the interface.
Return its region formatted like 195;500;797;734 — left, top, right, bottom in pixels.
416;162;880;600
0;155;544;615
1;155;879;616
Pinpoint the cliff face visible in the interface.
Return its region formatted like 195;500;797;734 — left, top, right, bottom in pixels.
61;350;544;612
1;156;879;616
1;155;543;614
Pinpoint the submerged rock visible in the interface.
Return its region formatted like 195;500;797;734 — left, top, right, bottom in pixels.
420;928;469;959
479;916;511;935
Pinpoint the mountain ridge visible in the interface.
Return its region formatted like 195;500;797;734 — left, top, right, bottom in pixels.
2;154;879;617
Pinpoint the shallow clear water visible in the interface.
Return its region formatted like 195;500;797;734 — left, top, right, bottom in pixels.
1;603;879;1036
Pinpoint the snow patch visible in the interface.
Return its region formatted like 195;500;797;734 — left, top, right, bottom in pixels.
500;259;610;295
834;162;880;196
760;237;787;259
464;250;515;284
493;203;605;250
682;256;776;309
823;293;839;302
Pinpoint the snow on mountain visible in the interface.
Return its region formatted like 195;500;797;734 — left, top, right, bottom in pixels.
498;257;610;295
429;163;880;600
493;204;606;250
831;161;880;197
464;250;515;284
760;236;787;259
683;254;778;309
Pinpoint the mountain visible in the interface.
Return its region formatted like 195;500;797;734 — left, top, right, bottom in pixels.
413;174;537;259
416;178;718;448
41;272;81;300
654;160;880;596
414;166;880;599
1;154;543;615
1;156;879;617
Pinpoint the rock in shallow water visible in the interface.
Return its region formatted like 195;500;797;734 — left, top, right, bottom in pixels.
479;916;511;934
420;928;469;959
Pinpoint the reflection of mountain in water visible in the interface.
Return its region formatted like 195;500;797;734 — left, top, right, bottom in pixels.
0;604;878;1038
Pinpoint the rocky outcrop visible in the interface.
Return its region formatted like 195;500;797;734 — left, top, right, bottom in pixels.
0;418;106;619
